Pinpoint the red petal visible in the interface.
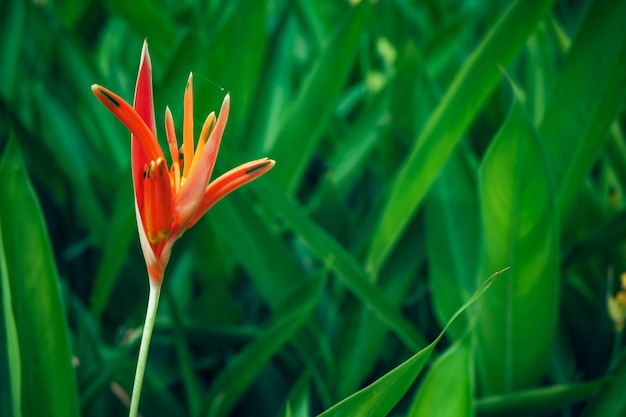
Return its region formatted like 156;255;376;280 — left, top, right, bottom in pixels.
133;40;158;216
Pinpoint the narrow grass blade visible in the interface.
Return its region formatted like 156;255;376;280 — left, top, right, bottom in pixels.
478;380;604;417
317;268;506;417
407;337;473;417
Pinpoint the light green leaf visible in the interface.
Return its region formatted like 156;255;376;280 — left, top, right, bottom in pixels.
476;98;559;394
0;217;22;417
425;144;480;339
478;380;603;417
407;337;473;417
366;0;556;274
0;138;80;417
317;268;506;417
280;375;311;417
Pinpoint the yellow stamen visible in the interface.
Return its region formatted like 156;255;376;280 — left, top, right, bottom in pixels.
189;112;216;175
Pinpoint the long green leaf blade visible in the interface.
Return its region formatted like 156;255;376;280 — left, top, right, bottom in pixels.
317;268;506;417
476;98;559;394
270;1;371;192
0;138;80;417
407;337;473;417
254;179;426;351
538;0;626;215
425;144;480;339
366;0;556;274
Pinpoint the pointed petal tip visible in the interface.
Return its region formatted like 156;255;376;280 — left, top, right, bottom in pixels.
138;40;152;76
246;158;275;175
141;39;150;59
91;84;101;97
92;84;121;108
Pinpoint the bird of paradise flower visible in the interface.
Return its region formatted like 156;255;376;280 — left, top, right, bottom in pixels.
91;40;275;417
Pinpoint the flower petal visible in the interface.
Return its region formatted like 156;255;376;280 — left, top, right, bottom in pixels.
172;94;230;230
90;85;163;163
135;198;163;285
143;158;174;245
165;107;181;193
133;40;159;216
181;72;195;180
189;111;216;174
186;158;275;228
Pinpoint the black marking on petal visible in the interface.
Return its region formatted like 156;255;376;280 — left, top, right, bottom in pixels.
99;89;120;107
246;160;271;175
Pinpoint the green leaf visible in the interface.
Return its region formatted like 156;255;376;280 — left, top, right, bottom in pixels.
209;191;302;310
253;179;426;351
270;1;372;192
407;337;473;417
0;219;22;417
580;349;626;417
199;274;325;417
90;183;134;318
0;138;80;417
248;16;297;154
317;268;506;417
425;144;480;340
478;380;603;417
280;375;311;417
366;0;556;274
475;98;559;394
0;0;25;101
539;0;626;216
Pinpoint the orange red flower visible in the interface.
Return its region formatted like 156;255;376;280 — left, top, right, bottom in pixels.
92;41;274;284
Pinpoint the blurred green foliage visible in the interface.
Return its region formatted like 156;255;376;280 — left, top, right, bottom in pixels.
1;0;626;416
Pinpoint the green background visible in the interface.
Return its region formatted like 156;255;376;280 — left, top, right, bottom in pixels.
1;0;626;416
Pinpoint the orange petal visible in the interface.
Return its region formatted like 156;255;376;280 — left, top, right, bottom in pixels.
186;158;275;228
91;85;164;164
189;112;216;174
173;94;230;230
181;73;195;179
134;198;163;285
165;107;181;193
143;158;174;245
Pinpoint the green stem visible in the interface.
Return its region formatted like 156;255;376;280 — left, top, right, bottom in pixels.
129;281;162;417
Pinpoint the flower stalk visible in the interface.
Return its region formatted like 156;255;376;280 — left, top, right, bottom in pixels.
92;40;274;416
129;282;161;417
